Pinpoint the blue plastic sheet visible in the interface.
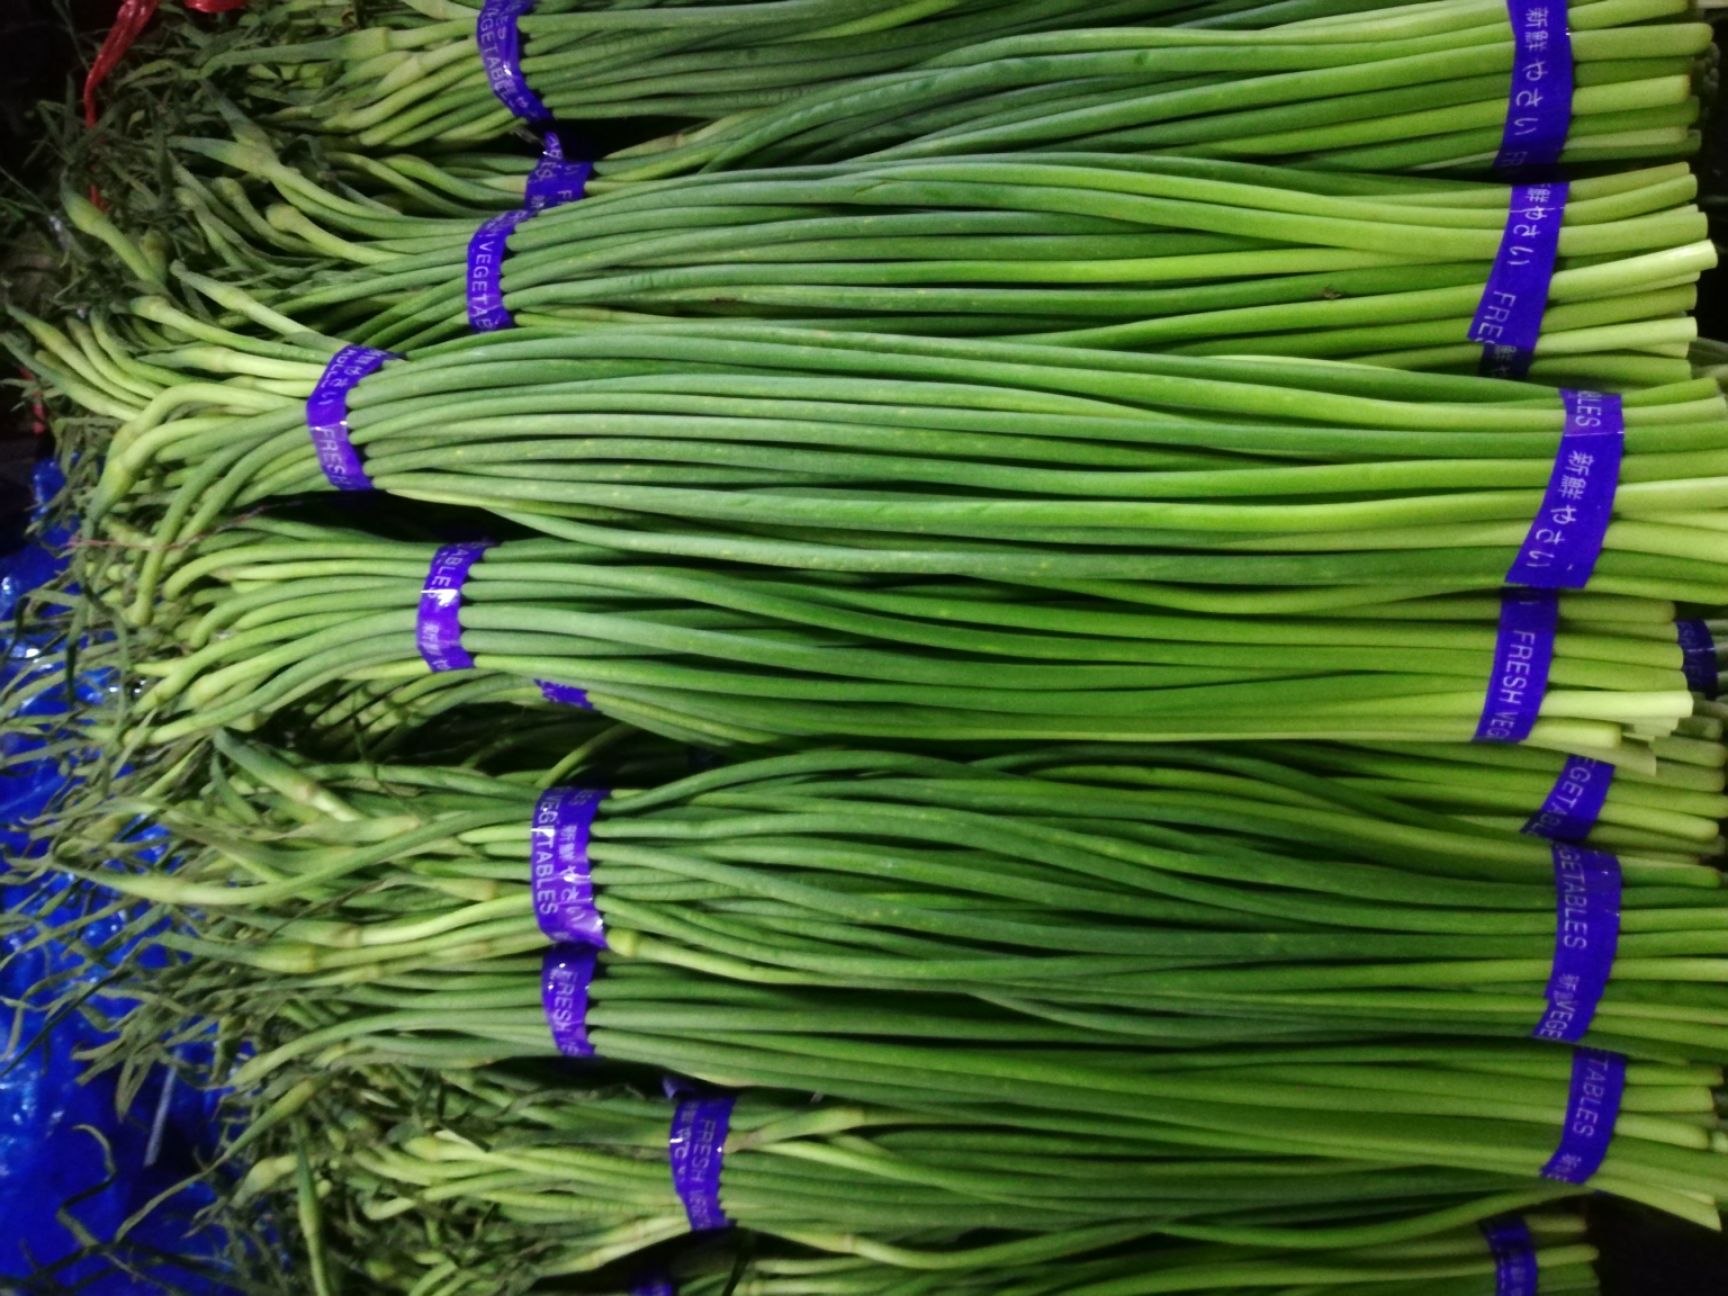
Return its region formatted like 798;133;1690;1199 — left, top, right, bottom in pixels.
2;458;236;1291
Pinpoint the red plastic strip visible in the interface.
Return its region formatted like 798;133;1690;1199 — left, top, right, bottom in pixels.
17;368;50;437
84;0;160;127
84;1;248;127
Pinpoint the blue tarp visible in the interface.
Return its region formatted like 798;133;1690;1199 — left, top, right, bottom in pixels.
2;457;235;1291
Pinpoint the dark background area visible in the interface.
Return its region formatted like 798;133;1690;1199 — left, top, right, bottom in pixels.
1694;39;1728;347
0;2;1726;1291
1590;1194;1728;1295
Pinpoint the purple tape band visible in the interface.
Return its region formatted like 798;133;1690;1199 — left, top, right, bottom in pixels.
466;136;591;332
1521;754;1612;841
1677;620;1719;697
1471;181;1568;379
1495;0;1573;176
1505;390;1623;589
306;346;395;491
1474;588;1558;744
540;946;598;1058
1532;842;1621;1043
669;1095;734;1232
538;679;595;709
468;208;532;332
1540;1047;1625;1183
527;131;594;211
630;1279;676;1296
1480;1215;1539;1296
531;787;609;948
477;0;549;124
416;542;493;673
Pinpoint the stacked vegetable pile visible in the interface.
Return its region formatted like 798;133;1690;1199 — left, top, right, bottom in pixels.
4;0;1727;1291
